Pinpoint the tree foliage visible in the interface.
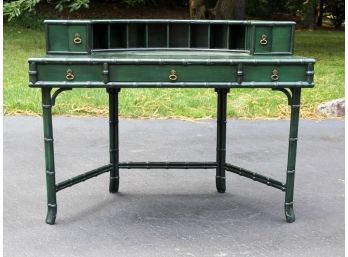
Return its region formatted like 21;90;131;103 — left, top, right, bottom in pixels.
325;0;345;28
4;0;90;20
3;0;154;20
3;0;345;28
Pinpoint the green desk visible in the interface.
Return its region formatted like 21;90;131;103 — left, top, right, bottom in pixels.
29;19;315;224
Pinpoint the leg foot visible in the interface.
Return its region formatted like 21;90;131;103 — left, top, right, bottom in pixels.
45;204;57;225
109;176;119;193
285;203;295;223
216;176;226;193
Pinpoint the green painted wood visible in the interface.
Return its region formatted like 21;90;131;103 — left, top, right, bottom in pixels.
284;88;301;223
225;163;286;191
169;23;190;48
128;23;146;48
243;65;306;82
118;162;217;169
254;26;272;53
272;26;292;53
29;53;316;63
191;24;209;48
148;24;167;47
30;19;316;224
29;53;315;88
109;24;127;48
47;24;69;51
108;88;120;193
216;88;229;193
37;64;103;82
109;65;237;82
210;24;228;49
68;25;88;52
56;164;113;192
44;20;295;54
42;88;57;225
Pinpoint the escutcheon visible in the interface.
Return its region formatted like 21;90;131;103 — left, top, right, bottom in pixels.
66;69;75;80
169;69;178;81
260;34;268;45
271;69;279;81
73;33;82;44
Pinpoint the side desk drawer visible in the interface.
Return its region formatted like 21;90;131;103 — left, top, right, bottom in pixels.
109;65;237;82
243;65;307;82
37;64;103;82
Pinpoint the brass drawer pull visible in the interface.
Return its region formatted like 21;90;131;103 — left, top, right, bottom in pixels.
260;34;268;45
73;33;82;44
66;69;75;80
271;69;279;81
169;70;177;81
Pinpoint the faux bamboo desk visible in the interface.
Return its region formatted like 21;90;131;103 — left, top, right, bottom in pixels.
29;19;315;225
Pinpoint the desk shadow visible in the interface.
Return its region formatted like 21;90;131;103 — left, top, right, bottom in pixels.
60;192;284;225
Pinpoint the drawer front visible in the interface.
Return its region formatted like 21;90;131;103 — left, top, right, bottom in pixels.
272;26;292;52
254;26;272;53
253;25;293;54
109;65;237;82
47;25;69;52
47;24;89;53
68;25;88;52
37;64;103;82
243;65;307;82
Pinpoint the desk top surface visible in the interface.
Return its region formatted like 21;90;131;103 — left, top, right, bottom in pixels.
30;50;315;64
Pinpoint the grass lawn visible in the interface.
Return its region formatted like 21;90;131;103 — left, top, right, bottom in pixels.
3;24;344;119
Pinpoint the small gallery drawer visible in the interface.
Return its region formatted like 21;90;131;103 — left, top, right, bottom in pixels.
37;64;103;82
243;65;307;82
109;65;237;82
46;24;89;53
253;25;293;54
254;26;273;53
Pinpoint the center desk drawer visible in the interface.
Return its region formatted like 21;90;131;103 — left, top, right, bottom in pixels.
109;65;236;82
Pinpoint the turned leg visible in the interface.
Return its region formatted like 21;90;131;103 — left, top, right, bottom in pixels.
108;88;120;193
284;88;301;223
215;88;229;193
42;88;57;225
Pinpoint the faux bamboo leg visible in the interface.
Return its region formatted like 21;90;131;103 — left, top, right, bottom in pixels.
284;88;301;223
215;89;229;193
108;88;121;193
42;88;57;225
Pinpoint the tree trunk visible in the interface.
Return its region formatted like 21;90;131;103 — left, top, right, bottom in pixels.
189;0;209;19
212;0;236;19
189;0;245;20
317;0;324;27
302;0;318;29
234;0;245;20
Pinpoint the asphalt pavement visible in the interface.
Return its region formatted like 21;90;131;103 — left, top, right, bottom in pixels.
3;116;345;257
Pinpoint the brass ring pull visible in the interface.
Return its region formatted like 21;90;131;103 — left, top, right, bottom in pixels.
66;69;75;81
73;33;82;44
260;34;268;45
169;70;177;81
271;69;279;81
